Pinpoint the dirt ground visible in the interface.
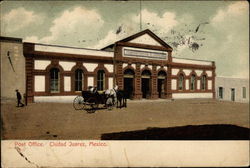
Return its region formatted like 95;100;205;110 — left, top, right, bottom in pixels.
1;99;249;140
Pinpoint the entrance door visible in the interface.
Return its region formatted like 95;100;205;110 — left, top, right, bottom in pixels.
231;88;235;101
218;87;223;99
123;69;135;99
141;78;150;98
124;78;134;99
157;71;166;98
157;79;165;98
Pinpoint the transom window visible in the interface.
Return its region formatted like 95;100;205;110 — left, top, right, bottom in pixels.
50;68;60;93
178;74;184;90
124;69;135;78
190;74;196;90
158;71;166;79
75;69;83;91
97;70;105;91
201;75;207;90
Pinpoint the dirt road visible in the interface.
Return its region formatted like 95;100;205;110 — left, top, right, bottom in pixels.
1;99;249;139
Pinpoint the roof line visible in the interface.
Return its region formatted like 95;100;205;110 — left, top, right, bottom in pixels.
172;56;214;63
29;42;114;53
101;29;173;50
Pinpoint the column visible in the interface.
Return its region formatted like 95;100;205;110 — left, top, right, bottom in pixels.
151;65;158;99
134;63;142;99
166;65;172;99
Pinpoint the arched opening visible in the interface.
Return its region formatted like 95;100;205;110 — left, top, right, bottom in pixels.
50;68;60;93
75;69;83;91
123;69;135;99
97;70;105;91
201;75;207;90
178;74;184;90
190;74;196;91
141;70;151;98
157;70;167;98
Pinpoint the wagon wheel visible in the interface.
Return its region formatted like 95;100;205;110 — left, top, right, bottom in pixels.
85;97;98;113
73;96;85;110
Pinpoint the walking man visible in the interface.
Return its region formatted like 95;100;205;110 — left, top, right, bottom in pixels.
15;89;24;107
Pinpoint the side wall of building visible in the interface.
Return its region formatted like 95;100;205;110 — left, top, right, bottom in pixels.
215;77;249;103
0;38;26;102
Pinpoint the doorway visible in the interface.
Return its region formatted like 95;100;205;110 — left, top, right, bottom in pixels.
218;87;223;99
142;78;150;98
157;79;165;98
123;69;135;99
141;70;151;99
124;78;134;99
157;71;166;98
231;88;235;101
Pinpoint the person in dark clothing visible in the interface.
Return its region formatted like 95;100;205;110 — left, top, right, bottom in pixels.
15;89;24;107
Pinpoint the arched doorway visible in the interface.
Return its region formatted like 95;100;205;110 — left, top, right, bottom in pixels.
123;69;135;99
157;71;166;98
141;70;151;98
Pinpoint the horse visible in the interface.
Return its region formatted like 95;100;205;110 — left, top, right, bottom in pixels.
116;90;128;108
105;86;127;109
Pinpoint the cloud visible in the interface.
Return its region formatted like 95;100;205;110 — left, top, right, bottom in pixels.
2;7;44;32
211;1;248;23
206;1;249;78
25;7;104;45
91;9;179;49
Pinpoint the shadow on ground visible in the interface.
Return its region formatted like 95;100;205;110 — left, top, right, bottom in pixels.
101;124;250;140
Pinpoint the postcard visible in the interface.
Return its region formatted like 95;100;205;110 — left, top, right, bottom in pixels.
1;0;249;167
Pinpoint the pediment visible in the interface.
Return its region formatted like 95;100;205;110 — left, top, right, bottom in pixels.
101;29;172;51
129;33;162;46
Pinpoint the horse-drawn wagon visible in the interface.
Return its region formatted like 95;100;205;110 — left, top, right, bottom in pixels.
73;90;115;113
73;86;128;113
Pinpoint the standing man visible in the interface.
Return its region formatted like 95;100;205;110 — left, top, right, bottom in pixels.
15;89;24;107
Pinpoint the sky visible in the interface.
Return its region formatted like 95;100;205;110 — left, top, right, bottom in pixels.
1;0;249;78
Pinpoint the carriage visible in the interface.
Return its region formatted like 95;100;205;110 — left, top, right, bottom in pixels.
73;90;115;113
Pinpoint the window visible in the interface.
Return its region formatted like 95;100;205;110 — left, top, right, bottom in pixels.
219;87;223;99
50;68;60;93
75;69;83;91
201;75;206;90
242;87;246;99
231;88;235;101
190;75;196;90
97;70;105;91
178;74;184;90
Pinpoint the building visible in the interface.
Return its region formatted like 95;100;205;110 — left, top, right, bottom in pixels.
1;29;216;103
0;37;26;102
216;77;249;103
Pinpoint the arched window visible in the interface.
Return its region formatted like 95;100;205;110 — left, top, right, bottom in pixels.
50;68;60;93
75;69;83;91
97;70;105;91
190;74;196;90
201;75;207;90
178;74;184;90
